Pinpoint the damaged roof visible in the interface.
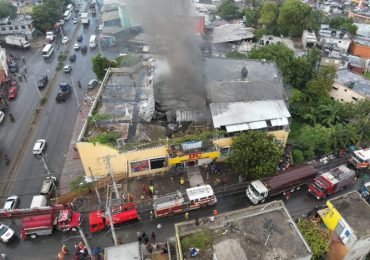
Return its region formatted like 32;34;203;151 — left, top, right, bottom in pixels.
212;24;254;44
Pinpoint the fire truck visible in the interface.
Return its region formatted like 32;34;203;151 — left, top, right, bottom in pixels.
21;208;81;239
153;185;217;218
349;147;370;169
88;203;138;233
308;164;355;200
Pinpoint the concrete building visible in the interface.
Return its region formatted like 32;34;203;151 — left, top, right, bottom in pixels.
330;82;367;103
259;35;295;51
175;200;312;260
319;24;352;54
319;191;370;260
0;15;34;39
320;57;347;70
302;29;318;49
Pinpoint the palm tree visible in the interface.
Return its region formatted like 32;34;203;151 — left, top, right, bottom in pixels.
318;102;342;126
301;107;318;125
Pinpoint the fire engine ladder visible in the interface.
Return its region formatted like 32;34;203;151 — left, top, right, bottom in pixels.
0;204;67;220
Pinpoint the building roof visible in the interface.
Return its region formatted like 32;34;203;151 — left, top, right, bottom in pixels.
204;58;287;103
104;242;140;260
210;100;290;130
102;26;124;35
336;69;370;97
259;35;295;51
102;10;120;22
212;24;254;44
175;201;312;260
329;191;370;239
354;22;370;37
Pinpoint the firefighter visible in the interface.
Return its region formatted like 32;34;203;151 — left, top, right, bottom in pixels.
180;176;185;186
150;210;154;220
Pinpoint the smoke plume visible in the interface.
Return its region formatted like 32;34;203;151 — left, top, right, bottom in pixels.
126;0;208;118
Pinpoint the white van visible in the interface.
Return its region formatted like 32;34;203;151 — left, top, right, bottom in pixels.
67;4;73;11
30;195;47;209
89;34;96;48
64;10;71;20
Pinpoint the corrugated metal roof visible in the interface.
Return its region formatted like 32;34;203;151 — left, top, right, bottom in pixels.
210;100;291;129
226;123;249;132
212;24;254;44
271;118;289;127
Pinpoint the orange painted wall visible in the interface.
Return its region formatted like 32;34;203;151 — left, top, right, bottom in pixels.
350;42;370;59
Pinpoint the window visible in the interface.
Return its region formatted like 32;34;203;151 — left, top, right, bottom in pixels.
8;26;13;30
21;25;25;29
130;160;150;173
149;158;166;169
14;26;18;30
0;27;5;31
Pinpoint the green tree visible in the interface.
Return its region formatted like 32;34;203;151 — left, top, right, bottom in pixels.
259;2;278;28
248;43;295;83
32;0;64;32
243;7;259;26
292;149;304;164
228;131;283;179
327;16;358;35
0;0;17;19
298;219;330;260
277;0;312;37
318;101;342;126
297;124;332;156
70;176;91;194
306;65;336;97
217;0;241;20
330;123;358;150
92;54;117;80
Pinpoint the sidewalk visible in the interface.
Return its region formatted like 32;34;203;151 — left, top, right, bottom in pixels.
59;99;92;194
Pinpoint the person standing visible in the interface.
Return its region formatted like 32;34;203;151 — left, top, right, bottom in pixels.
151;231;156;242
185;212;189;220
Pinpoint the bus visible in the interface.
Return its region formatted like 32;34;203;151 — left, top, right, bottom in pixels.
42;44;54;58
64;10;71;20
67;4;73;11
89;35;96;48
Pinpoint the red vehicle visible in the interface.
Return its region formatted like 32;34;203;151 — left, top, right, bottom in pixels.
56;209;81;231
21;209;81;239
89;203;138;233
153;185;217;218
308;164;355;200
8;87;17;100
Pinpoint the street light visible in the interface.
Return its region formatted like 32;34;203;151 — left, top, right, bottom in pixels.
69;75;81;112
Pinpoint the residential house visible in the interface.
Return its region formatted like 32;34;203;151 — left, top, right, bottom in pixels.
319;191;370;260
175;200;312;260
320;57;347;70
319;24;352;55
0;15;34;39
302;29;318;49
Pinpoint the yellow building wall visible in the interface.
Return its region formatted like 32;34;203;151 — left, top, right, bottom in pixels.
270;129;289;146
168;151;220;165
213;137;233;148
321;201;343;231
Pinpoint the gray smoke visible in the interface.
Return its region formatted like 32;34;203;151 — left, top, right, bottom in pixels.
126;0;208;117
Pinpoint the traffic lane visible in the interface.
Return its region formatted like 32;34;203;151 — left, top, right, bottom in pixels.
0;48;58;177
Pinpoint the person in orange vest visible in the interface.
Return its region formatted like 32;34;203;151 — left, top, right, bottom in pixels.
180;176;185;186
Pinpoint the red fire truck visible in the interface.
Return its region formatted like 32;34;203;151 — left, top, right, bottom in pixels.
153;185;217;218
89;203;138;233
308;164;355;200
21;209;81;239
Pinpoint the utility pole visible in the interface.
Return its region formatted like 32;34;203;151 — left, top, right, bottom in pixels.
103;156;122;203
89;167;102;208
106;200;118;246
78;227;93;258
40;156;51;176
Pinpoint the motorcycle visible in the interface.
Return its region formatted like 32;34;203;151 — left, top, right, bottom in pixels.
9;113;15;122
4;154;9;165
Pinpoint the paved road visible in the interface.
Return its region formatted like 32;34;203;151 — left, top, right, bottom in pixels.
0;178;366;259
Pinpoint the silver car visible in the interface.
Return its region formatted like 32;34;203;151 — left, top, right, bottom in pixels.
3;195;19;210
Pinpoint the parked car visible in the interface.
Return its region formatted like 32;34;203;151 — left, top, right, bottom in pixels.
62;36;69;44
72;17;78;24
33;139;47;155
59;19;65;25
37;75;48;89
73;43;80;50
0;111;4;124
77;35;83;42
80;45;87;53
3;195;19;210
88;79;98;89
0;224;15;243
69;54;76;62
63;65;72;73
8;87;17;100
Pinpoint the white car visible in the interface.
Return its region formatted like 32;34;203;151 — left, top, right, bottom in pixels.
0;224;15;243
59;19;65;25
73;43;80;50
88;79;98;89
63;65;72;73
33;139;47;155
3;195;19;210
0;111;4;124
62;36;69;44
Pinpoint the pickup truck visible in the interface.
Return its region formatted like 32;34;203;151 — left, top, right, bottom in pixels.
55;83;71;103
